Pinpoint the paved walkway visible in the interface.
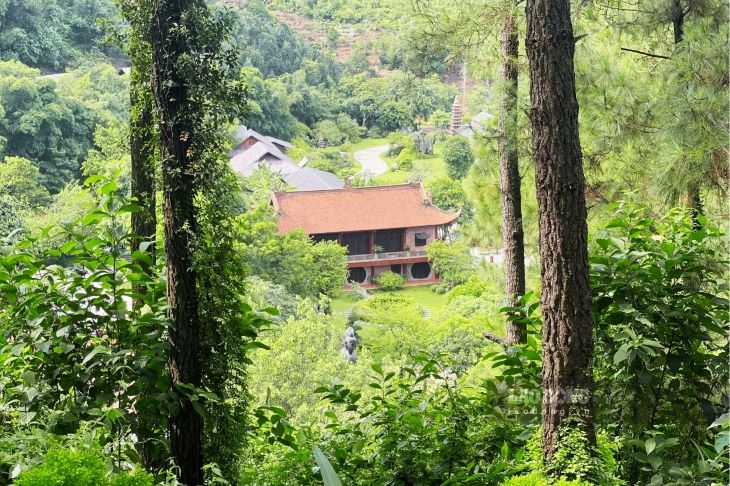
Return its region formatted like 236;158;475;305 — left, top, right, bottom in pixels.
353;145;389;176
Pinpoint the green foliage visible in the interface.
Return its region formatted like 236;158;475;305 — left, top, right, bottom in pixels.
236;206;348;300
445;296;493;318
21;183;96;253
0;61;98;193
0;195;24;246
313;446;342;486
55;63;130;125
0;157;51;208
0;182;170;467
82;122;131;196
549;420;616;484
428;109;451;129
347;43;372;75
313;114;363;146
426;175;467;212
386;131;415;156
245;276;299;319
313;353;526;484
499;471;586;486
394;147;415;171
240;166;292;209
426;240;475;289
247;302;373;424
447;275;488;302
374;100;413;133
14;448;107;486
14;447;154;486
374;271;405;291
228;0;327;78
0;0;119;72
442;136;474;180
305;147;357;179
240;67;299;140
590;203;729;484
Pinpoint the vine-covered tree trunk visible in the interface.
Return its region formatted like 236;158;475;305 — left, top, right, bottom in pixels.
498;9;527;345
525;0;596;461
150;1;203;484
130;72;156;263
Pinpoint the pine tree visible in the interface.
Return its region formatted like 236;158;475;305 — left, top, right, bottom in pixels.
498;2;526;345
525;0;596;462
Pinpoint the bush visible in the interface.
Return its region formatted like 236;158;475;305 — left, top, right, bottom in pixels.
14;448;154;486
426;240;475;289
444;296;493;318
425;176;467;212
395;147;416;171
386;132;416;156
500;472;587;486
447;275;488;302
375;271;406;291
442;136;474;180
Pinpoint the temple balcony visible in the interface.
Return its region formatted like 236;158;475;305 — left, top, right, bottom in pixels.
346;250;428;265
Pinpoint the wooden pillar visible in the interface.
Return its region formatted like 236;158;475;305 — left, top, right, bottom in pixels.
401;229;407;252
369;231;375;253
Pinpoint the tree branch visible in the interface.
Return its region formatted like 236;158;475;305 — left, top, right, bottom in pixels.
620;47;670;59
483;332;508;348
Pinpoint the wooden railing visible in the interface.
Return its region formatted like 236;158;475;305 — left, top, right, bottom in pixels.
346;250;427;262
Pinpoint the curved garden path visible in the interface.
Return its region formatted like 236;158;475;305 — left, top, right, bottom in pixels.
353;144;389;176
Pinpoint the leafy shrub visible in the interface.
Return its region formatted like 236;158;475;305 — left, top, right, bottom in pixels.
590;204;729;484
14;448;107;486
442;136;474;179
306;147;357;178
375;271;405;290
444;296;493;318
246;276;299;319
425;175;467;211
14;448;154;486
314;354;526;485
387;132;416;156
0;195;23;246
0;182;171;463
348;282;368;300
247;303;373;424
499;471;587;486
395;147;416;171
426;240;475;289
447;275;488;302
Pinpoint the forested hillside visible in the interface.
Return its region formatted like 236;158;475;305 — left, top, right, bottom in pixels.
0;0;727;485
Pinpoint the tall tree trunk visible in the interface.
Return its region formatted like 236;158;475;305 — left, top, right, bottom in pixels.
130;72;156;265
150;2;203;484
130;56;162;471
670;1;703;227
525;0;596;462
671;0;685;44
498;9;527;346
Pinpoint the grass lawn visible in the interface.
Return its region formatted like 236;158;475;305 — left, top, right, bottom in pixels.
330;285;449;318
346;137;389;154
373;146;448;185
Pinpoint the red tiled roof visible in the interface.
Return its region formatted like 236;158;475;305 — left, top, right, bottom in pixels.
272;183;459;234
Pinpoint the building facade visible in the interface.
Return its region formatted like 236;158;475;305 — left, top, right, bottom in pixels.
271;183;458;288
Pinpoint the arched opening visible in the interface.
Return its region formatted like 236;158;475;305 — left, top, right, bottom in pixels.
410;262;431;280
348;267;367;284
